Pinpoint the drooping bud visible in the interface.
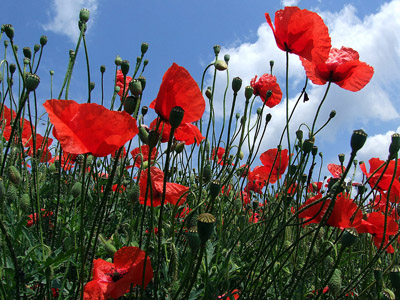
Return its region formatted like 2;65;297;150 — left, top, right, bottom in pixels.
138;126;149;145
328;269;342;296
3;24;14;40
174;142;185;153
25;73;40;92
265;90;273;100
40;35;48;46
100;65;106;73
98;234;117;256
121;60;130;76
245;86;254;100
141;42;149;55
388;133;400;160
128;79;142;96
169;106;185;129
114;55;122;66
197;213;216;244
213;45;220;56
79;8;90;23
214;60;228;71
232;77;242;93
205;87;212;100
350;129;367;155
296;129;303;141
23;47;32;59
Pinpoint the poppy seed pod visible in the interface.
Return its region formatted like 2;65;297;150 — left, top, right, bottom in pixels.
388;133;400;160
114;86;120;94
10;63;16;74
197;213;216;244
138;76;146;90
213;45;221;56
350;129;367;154
224;54;230;63
124;96;137;115
100;65;106;73
341;227;358;248
141;42;149;55
232;77;242;93
256;108;262;115
338;153;345;164
148;130;160;149
302;137;315;154
79;8;90;23
141;106;148;116
382;288;395;300
34;44;40;52
330;110;336;118
40;35;47;46
266;113;272;123
121;60;130;76
136;56;142;64
245;86;254;100
210;180;221;199
23;47;32;59
128;79;142;96
312;145;318;156
214;60;228;71
205;87;212;100
390;266;400;290
3;24;14;40
169;106;185;129
115;55;122;66
25;73;40;92
23;58;30;65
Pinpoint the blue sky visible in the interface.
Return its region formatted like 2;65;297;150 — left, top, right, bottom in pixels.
1;0;400;173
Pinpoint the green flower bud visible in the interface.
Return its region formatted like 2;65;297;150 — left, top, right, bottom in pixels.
141;42;149;54
23;47;32;59
40;35;48;46
214;60;228;71
136;56;142;64
23;58;30;65
138;76;146;90
265;90;273;100
114;86;120;94
256;108;262;115
34;44;40;52
3;24;14;40
100;65;106;73
197;213;216;244
72;182;82;198
143;59;149;67
265;113;272;123
121;60;130;76
124;96;137;115
148;130;160;149
13;44;18;52
213;45;220;56
8;166;21;185
296;129;303;141
235;113;240;120
224;54;230;63
115;55;122;66
128;79;142;96
90;81;95;91
79;8;90;23
202;163;212;183
350;129;367;155
128;183;140;205
174;142;185;153
20;193;30;212
389;133;400;160
25;73;40;92
232;77;242;93
138;126;149;145
4;40;8;48
330;110;336;118
9;64;16;75
169;106;185;129
245;86;254;100
328;269;342;296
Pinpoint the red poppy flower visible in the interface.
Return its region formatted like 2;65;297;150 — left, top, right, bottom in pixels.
301;47;374;91
44;100;138;157
212;147;227;165
131;145;158;168
252;148;290;184
265;6;331;64
250;74;282;108
360;158;400;192
83;246;153;300
115;70;132;98
26;209;54;228
249;212;260;223
327;163;345;179
26;133;53;162
139;166;189;206
217;289;240;299
150;63;205;124
246;168;266;194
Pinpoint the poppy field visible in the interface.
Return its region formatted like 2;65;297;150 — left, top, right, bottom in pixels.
1;6;400;300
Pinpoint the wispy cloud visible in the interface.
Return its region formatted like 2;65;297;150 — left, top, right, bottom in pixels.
42;0;99;43
281;0;301;6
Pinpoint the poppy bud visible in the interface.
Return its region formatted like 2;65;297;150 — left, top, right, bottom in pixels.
114;86;120;94
330;110;336;118
20;193;30;212
382;288;395;300
205;87;212;100
90;82;95;91
72;182;82;198
174;142;185;153
136;56;142;64
213;45;220;56
265;113;272;123
100;65;106;73
388;133;400;160
245;86;254;100
341;227;358;248
10;63;16;75
214;60;228;71
328;269;342;296
25;73;40;92
40;35;47;46
140;106;148;117
224;54;230;63
143;59;149;67
23;47;31;59
256;108;262;115
350;129;367;155
34;44;40;52
128;79;142;96
235;113;240;120
138;76;146;90
4;40;8;48
186;227;201;251
169;106;185;129
6;184;17;203
148;130;160;149
311;146;318;157
98;234;117;256
202;163;212;183
210;180;221;199
338;153;345;164
79;8;90;23
13;44;18;52
232;77;242;93
302;137;315;154
138;126;149;145
121;60;130;76
197;213;216;244
23;58;30;65
8;166;21;185
141;42;149;54
115;55;122;66
296;129;303;141
3;24;14;40
124;96;137;115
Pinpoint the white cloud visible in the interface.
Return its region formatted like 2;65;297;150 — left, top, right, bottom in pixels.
205;0;400;159
281;0;301;6
42;0;99;43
